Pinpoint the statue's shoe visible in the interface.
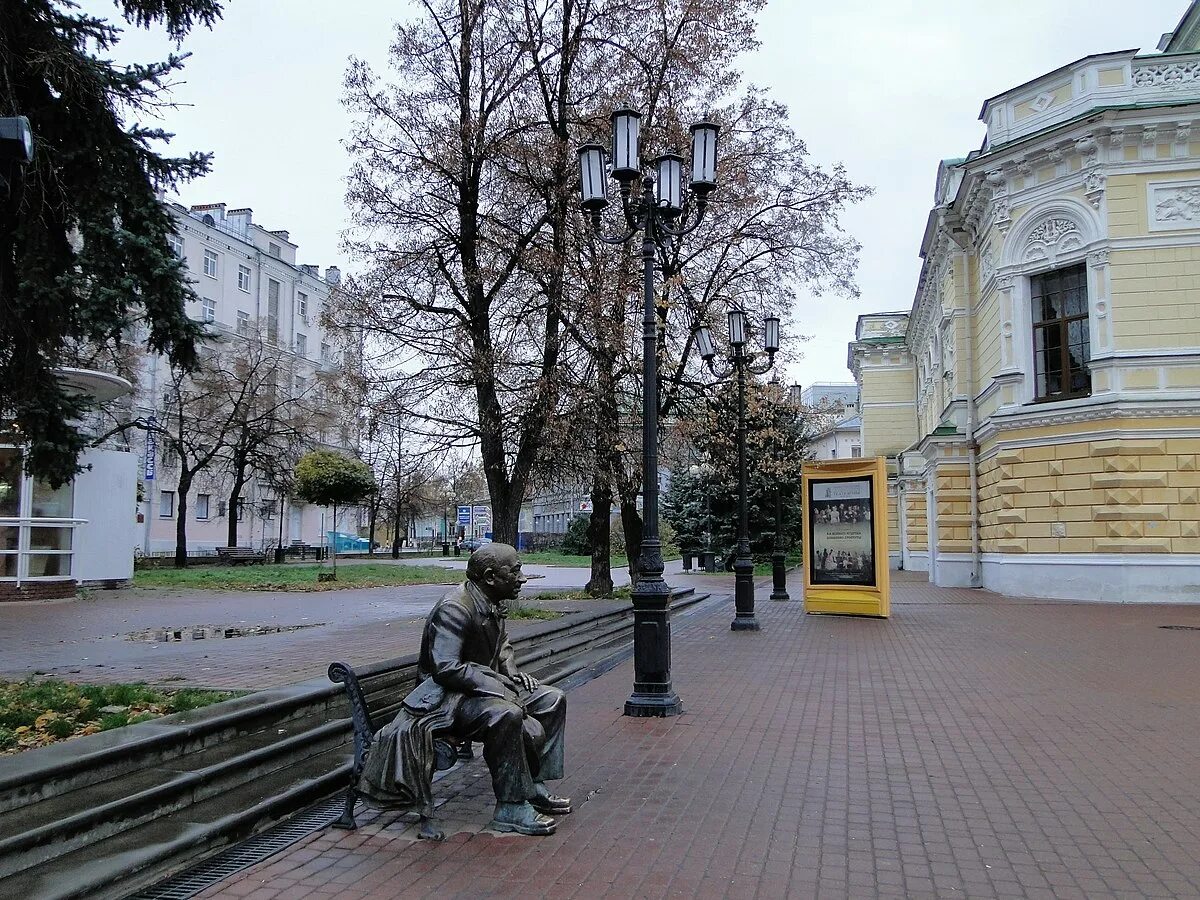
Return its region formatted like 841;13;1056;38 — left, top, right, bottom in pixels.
489;802;557;836
530;788;572;816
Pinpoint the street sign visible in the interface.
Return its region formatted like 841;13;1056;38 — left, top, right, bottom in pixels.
457;505;471;525
579;500;592;512
144;417;157;482
472;505;490;523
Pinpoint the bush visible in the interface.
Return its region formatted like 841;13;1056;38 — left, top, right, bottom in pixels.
560;515;590;556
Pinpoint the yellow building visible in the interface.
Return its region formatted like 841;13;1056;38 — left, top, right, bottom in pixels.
850;4;1200;602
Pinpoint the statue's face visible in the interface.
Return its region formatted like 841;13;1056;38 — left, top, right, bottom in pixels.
484;558;527;602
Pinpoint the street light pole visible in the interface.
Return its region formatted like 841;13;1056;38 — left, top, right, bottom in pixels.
695;309;779;631
578;109;720;718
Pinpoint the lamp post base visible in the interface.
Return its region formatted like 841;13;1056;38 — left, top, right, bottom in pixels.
624;692;683;717
731;557;759;631
770;550;790;601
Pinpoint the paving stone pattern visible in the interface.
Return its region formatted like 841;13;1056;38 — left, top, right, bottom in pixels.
192;573;1200;899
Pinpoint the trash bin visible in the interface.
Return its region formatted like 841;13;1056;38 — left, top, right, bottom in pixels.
273;548;285;564
703;551;717;573
442;542;451;557
682;551;693;572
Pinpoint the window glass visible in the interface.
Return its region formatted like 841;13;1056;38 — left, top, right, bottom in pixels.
1031;263;1089;400
0;449;21;517
203;249;218;278
196;494;210;520
160;490;175;518
27;554;70;577
1;554;16;577
1;526;18;551
31;478;72;519
238;265;251;292
30;527;72;551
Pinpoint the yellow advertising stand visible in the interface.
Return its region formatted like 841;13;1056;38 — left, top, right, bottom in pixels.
802;456;890;618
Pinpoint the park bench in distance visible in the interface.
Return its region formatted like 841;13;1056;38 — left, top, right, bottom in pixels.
282;541;324;561
215;546;266;565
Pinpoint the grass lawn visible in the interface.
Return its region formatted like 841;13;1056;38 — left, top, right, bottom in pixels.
527;585;632;603
0;679;239;755
133;563;460;592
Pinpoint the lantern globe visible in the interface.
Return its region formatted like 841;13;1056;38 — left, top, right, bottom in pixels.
654;152;684;213
727;309;747;347
764;316;780;353
577;144;609;212
695;325;716;361
611;107;642;183
689;121;719;195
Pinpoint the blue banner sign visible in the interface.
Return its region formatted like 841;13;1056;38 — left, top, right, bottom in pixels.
144;417;157;481
457;505;471;525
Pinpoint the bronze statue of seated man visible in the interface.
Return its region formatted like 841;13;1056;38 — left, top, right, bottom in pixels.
360;542;570;837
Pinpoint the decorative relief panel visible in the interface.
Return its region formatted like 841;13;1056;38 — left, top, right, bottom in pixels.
1148;180;1200;231
1023;217;1083;263
1133;60;1200;88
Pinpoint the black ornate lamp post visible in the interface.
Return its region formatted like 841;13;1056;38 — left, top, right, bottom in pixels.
769;383;804;601
695;309;779;631
578;109;719;717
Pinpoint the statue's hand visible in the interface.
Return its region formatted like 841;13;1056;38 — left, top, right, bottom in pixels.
515;672;539;692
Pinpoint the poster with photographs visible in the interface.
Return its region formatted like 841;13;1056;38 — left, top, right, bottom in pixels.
808;477;876;587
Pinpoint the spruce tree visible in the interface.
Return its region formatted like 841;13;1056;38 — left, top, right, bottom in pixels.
0;0;223;486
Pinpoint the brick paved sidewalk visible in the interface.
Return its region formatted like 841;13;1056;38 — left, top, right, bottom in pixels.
195;574;1200;899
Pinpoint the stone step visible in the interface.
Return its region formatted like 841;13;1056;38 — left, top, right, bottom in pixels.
0;745;349;900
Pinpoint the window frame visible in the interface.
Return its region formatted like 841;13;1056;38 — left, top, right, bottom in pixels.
167;233;185;258
298;292;308;317
196;493;210;520
201;298;216;323
202;249;219;279
159;490;175;519
1030;262;1091;403
237;264;252;292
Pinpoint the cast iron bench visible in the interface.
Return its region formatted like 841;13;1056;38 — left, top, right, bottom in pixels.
215;546;266;565
327;660;470;839
282;541;324;561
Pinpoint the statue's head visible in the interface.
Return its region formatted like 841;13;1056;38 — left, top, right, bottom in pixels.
466;542;526;603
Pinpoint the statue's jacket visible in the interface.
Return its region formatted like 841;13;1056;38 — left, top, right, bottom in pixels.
359;582;519;814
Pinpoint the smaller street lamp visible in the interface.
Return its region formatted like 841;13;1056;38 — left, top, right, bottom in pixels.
695;309;781;631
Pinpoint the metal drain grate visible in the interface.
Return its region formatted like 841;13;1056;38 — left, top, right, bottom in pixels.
126;797;344;899
1159;624;1200;631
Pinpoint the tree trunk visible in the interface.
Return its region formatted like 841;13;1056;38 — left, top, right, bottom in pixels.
586;474;613;597
391;489;403;559
226;468;247;548
619;499;642;585
174;470;193;568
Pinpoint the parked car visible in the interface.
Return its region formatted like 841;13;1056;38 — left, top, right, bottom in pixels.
460;538;491;553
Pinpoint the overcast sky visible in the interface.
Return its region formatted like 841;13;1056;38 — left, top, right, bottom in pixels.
89;0;1185;390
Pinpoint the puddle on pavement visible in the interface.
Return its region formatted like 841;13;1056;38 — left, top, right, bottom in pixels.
127;623;326;643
